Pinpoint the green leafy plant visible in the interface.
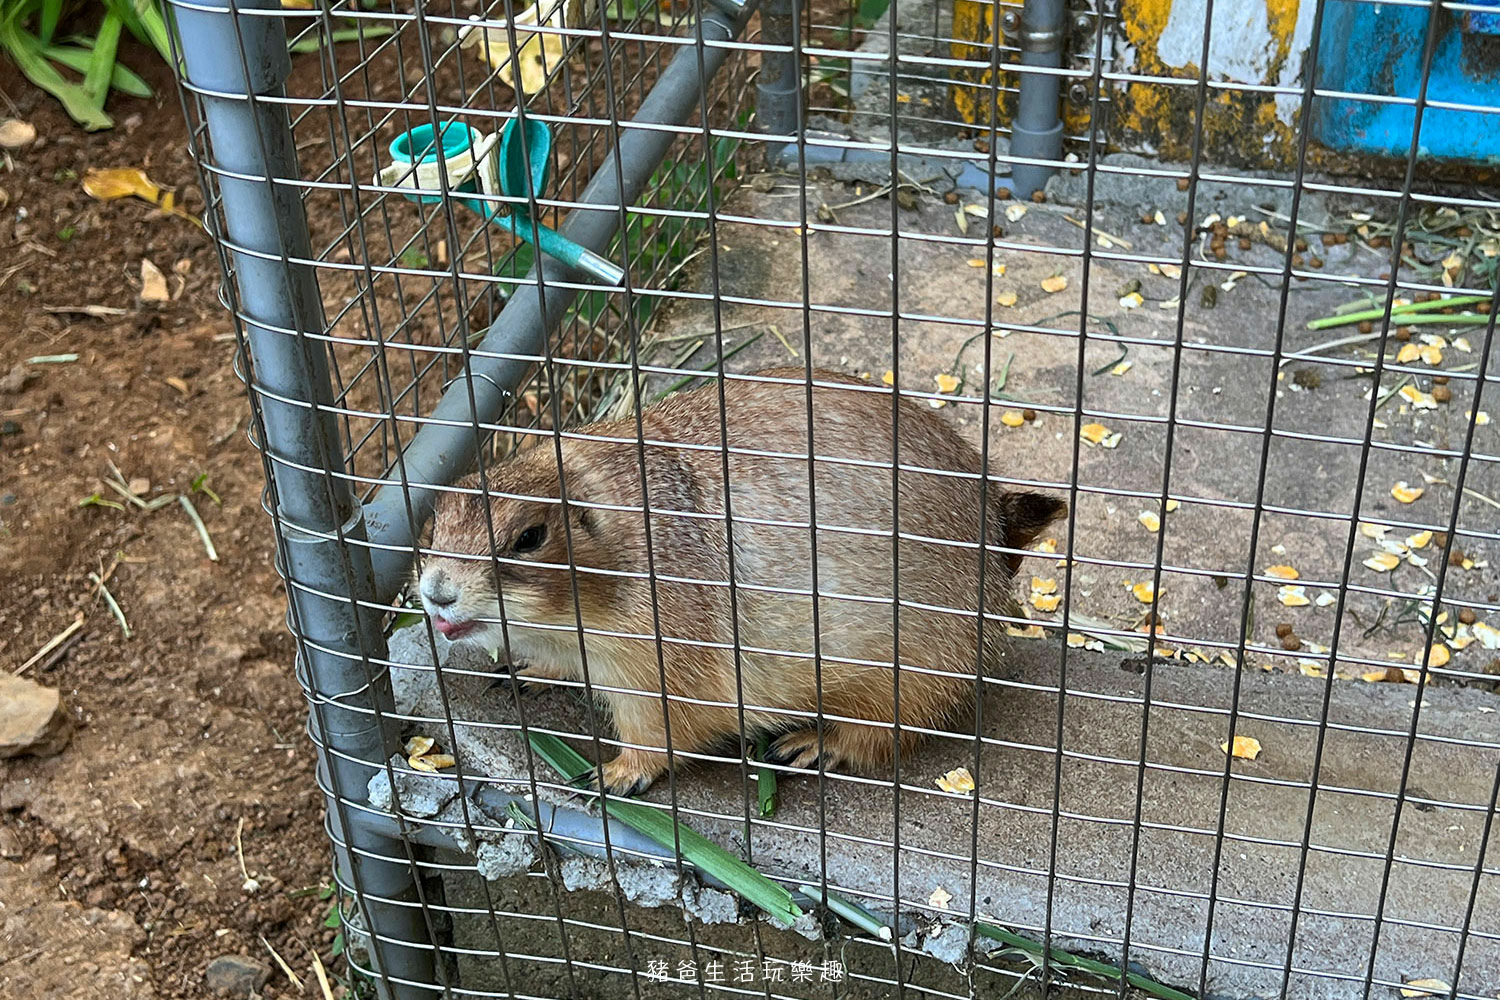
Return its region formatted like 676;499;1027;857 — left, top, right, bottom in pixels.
0;0;175;130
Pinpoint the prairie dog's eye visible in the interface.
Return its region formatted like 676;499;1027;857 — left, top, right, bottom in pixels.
513;524;547;553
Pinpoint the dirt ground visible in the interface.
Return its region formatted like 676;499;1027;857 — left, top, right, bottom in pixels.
0;45;333;1000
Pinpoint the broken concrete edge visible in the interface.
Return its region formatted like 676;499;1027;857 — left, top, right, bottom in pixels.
361;756;1185;994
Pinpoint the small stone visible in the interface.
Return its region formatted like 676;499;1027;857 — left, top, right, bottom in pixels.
1030;189;1046;203
0;674;73;759
205;955;271;996
995;186;1011;199
1022;408;1037;422
0;363;35;395
943;190;959;204
1433;375;1449;385
1395;327;1412;342
1433;385;1451;404
1280;633;1302;651
1459;608;1477;625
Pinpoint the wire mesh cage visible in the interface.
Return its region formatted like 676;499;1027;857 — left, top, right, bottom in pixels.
170;0;1500;996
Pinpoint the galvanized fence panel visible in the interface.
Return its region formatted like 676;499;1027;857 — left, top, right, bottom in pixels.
171;0;1500;997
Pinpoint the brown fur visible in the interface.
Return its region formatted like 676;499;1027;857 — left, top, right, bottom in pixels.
419;368;1065;794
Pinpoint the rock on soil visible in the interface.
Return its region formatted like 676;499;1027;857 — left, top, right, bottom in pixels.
0;674;73;758
204;955;271;997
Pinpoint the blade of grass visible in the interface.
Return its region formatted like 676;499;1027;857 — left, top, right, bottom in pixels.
44;44;153;98
525;731;802;927
654;330;767;400
88;570;131;638
974;923;1196;1000
798;883;892;941
289;24;395;53
1306;293;1490;330
179;494;219;561
754;734;777;818
109;0;174;66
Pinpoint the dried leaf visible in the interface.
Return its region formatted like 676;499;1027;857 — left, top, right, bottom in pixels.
1041;274;1068;294
1277;585;1310;607
1138;511;1160;533
1391;481;1424;504
1221;735;1262;760
1131;582;1157;604
140;259;170;303
996;290;1018;307
84;166;162;201
935;767;975;794
408;753;457;772
934;373;961;394
460;3;569;95
1000;409;1025;427
1363;552;1401;572
1265;565;1300;580
82;167;199;226
0;118;36;149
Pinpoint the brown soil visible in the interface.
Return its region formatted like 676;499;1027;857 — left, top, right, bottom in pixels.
0;42;334;1000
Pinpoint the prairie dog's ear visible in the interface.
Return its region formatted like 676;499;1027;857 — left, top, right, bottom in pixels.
997;492;1068;576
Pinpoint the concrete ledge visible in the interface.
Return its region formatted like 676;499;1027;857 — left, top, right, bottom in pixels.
379;627;1500;999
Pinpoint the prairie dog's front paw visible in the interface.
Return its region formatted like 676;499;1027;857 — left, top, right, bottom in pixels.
594;751;667;797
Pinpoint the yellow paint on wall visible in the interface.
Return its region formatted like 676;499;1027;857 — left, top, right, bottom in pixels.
947;0;1316;168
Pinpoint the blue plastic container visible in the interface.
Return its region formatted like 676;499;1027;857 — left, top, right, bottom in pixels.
1313;0;1500;163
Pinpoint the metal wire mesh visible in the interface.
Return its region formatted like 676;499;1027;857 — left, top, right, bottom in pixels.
171;0;1500;996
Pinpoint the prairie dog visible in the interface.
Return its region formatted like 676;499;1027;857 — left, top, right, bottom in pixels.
418;367;1065;795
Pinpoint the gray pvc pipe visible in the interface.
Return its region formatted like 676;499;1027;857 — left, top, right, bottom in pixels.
755;0;800;162
1008;0;1067;198
171;2;435;996
362;0;761;602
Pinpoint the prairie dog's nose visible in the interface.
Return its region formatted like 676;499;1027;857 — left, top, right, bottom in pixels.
420;567;459;608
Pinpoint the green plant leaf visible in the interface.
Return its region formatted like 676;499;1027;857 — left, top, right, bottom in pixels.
83;11;124;108
38;0;63;45
43;44;153;98
526;732;802;927
0;24;114;130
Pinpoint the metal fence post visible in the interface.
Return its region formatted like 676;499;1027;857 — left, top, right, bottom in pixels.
171;1;437;996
